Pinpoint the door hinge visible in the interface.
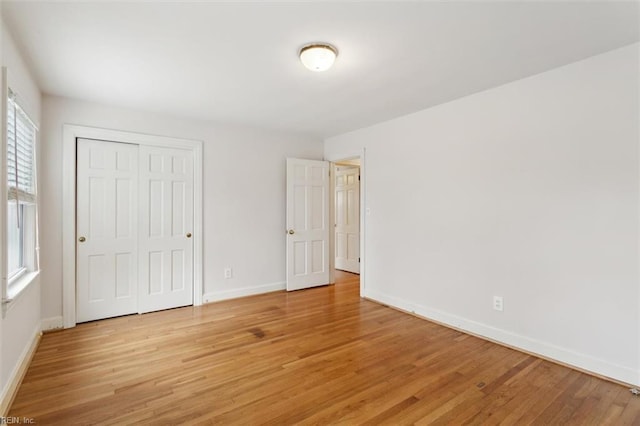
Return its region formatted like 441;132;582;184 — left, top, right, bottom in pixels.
358;175;361;181
358;257;361;263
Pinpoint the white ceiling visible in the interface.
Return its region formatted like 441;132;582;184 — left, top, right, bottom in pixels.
2;1;638;138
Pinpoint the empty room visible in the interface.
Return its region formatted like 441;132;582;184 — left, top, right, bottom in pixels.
0;0;639;424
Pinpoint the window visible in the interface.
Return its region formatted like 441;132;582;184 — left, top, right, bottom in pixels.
6;89;38;291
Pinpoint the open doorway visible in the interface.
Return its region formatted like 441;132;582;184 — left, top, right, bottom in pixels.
285;156;364;295
330;157;363;295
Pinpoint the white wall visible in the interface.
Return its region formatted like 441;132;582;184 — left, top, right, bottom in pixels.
325;43;640;385
1;19;42;405
40;96;323;320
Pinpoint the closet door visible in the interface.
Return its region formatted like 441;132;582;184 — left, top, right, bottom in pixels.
76;138;138;323
138;146;194;313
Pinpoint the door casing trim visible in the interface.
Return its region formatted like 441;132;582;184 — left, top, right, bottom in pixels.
326;148;366;297
62;124;203;328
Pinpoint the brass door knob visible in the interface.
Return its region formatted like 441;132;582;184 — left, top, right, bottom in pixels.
288;229;295;235
78;236;86;242
186;233;192;238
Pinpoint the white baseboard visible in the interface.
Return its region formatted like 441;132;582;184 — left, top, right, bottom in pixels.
41;316;64;332
0;323;41;416
203;281;286;304
365;288;638;386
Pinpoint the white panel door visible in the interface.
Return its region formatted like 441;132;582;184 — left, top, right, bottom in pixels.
138;146;194;313
286;158;330;291
335;166;360;274
76;139;138;323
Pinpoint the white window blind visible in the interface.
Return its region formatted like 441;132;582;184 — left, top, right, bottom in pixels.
7;92;36;204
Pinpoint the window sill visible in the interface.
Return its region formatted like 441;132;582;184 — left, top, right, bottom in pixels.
4;270;40;315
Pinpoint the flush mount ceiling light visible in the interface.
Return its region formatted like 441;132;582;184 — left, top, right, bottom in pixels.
299;43;338;72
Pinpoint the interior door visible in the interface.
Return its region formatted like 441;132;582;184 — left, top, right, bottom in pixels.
286;158;330;291
76;138;138;323
138;145;194;313
335;166;360;273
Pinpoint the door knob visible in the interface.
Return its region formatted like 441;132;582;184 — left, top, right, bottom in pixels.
186;233;192;238
78;236;86;242
288;229;295;235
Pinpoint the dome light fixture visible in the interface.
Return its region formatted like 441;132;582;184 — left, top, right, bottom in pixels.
299;43;338;72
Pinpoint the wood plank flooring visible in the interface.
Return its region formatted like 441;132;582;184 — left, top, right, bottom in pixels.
9;271;640;424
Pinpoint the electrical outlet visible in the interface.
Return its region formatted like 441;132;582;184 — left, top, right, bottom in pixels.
224;268;233;279
493;296;504;312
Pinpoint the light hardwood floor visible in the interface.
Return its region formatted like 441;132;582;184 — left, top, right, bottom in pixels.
9;271;640;424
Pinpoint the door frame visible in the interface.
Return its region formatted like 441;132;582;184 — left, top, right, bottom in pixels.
327;148;366;297
332;163;360;274
62;124;203;328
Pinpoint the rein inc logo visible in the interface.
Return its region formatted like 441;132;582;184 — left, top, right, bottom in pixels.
0;418;35;424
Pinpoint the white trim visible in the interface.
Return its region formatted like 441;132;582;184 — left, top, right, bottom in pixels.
0;325;41;416
359;148;366;297
62;124;204;328
325;148;366;297
203;282;286;304
7;267;26;286
328;163;335;284
365;288;639;386
1;68;9;315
